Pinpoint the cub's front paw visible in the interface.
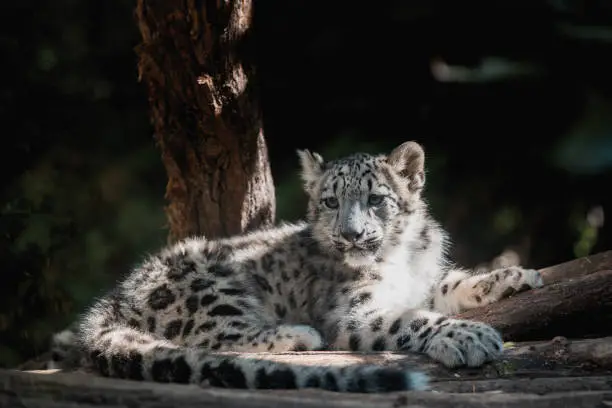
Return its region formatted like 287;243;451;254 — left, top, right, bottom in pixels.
424;319;503;368
495;266;544;297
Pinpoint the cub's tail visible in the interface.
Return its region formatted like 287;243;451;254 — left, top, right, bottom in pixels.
80;325;428;393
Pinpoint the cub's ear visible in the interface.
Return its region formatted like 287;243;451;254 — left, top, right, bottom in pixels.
297;149;325;187
386;141;425;191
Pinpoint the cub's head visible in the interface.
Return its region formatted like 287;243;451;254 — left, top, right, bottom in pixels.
298;141;427;267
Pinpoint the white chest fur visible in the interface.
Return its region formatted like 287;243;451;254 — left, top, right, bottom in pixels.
371;250;436;311
370;222;445;311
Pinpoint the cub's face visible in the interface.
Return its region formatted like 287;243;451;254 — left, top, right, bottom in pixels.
298;142;426;267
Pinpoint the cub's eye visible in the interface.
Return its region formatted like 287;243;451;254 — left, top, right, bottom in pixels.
367;194;384;206
323;197;339;209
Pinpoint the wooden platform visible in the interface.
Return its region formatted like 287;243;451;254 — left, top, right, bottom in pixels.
4;337;612;408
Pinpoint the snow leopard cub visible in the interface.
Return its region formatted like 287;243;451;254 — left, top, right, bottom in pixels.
49;141;542;393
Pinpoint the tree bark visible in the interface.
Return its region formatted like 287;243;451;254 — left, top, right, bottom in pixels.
539;250;612;284
456;251;612;341
135;0;275;243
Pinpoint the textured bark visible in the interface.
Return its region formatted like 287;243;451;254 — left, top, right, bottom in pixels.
433;376;612;394
456;251;612;341
539;250;612;284
6;338;612;408
3;375;611;408
135;0;275;242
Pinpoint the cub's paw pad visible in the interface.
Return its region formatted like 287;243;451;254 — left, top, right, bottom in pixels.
425;320;503;368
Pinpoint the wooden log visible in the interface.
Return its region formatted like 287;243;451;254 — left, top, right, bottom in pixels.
539;250;612;284
2;368;612;408
3;368;612;407
5;337;612;408
2;366;611;408
456;251;612;341
433;376;612;394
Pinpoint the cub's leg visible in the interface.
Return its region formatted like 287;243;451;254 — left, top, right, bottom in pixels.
177;311;324;353
328;304;503;368
212;323;325;352
433;266;544;315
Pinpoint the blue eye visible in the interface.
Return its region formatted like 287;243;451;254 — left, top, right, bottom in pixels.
368;194;384;206
323;197;339;209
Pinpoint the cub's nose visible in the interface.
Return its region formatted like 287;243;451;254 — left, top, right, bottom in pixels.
340;228;365;243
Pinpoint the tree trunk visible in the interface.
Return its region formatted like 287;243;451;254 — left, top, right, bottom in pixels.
135;0;275;243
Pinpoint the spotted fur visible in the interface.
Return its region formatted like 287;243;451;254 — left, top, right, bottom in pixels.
48;141;542;392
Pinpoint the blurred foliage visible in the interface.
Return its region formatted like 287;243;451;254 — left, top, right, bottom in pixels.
2;0;611;367
0;0;167;367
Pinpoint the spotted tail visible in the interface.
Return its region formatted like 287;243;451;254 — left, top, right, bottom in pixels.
91;341;427;392
76;322;426;392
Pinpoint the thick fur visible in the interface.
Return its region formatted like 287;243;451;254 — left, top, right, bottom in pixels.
49;141;542;392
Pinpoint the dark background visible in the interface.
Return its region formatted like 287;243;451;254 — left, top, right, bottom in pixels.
1;0;611;367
